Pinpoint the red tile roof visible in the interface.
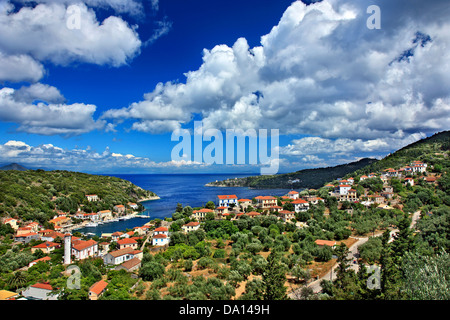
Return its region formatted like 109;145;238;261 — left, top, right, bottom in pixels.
117;238;137;245
255;196;277;200
72;239;97;251
315;239;336;246
193;208;214;213
31;283;53;291
33;241;59;249
292;199;308;204
89;280;108;296
154;227;168;232
30;256;51;264
279;210;294;214
108;247;141;258
15;232;38;238
217;195;237;200
184;222;200;227
119;257;141;271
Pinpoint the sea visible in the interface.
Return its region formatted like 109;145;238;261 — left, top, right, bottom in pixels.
75;173;294;236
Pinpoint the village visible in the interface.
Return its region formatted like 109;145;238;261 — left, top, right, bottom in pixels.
0;159;440;300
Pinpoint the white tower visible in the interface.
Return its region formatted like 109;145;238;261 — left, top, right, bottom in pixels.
64;233;71;265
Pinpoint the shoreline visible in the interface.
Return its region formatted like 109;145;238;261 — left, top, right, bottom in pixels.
138;195;160;202
71;211;152;235
205;183;293;190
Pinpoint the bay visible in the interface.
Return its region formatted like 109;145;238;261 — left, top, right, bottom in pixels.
76;173;295;236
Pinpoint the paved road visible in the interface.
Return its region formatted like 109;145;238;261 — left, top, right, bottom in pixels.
289;210;421;298
301;236;369;296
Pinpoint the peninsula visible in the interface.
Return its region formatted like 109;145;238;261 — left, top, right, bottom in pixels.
206;158;378;189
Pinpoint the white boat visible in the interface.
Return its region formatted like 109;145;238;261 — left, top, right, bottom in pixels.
85;222;98;227
110;218;119;222
137;214;150;218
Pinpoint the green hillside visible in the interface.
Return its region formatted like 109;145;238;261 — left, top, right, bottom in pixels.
350;130;450;177
207;158;378;189
0;170;156;226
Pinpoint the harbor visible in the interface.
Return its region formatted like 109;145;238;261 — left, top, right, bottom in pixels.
75;213;152;236
73;211;152;236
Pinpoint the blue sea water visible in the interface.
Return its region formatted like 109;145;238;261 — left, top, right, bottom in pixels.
76;173;294;236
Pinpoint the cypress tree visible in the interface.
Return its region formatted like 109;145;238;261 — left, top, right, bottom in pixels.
262;252;288;300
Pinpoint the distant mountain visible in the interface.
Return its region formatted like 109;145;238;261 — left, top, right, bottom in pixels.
0;163;28;171
207;158;378;189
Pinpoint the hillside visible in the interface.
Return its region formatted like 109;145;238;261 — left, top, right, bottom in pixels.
0;170;157;225
0;163;28;171
350;130;450;178
207;158;378;189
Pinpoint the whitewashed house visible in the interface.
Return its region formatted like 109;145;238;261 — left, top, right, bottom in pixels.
411;161;427;173
127;202;139;210
404;177;414;186
337;184;351;195
292;199;309;213
217;195;239;208
152;234;170;246
103;247;143;266
278;210;295;222
98;210;112;221
22;283;59;300
238;199;252;211
86;194;99;202
152;226;170;246
71;239;98;260
255;196;277;209
182;222;200;233
191;208;214;221
286;191;299;199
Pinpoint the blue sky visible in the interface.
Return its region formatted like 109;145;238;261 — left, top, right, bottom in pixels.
0;0;449;174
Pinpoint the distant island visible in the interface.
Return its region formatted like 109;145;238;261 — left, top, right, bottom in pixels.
206;158;378;189
0;163;28;171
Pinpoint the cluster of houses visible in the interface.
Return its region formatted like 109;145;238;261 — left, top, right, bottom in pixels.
1;215;174;299
190;191;322;225
5;194;143;246
18;194;140;236
187;161;437;224
324;160;437;208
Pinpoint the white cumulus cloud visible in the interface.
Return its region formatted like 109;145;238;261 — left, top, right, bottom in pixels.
101;0;450;154
0;85;105;136
0;1;141;67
